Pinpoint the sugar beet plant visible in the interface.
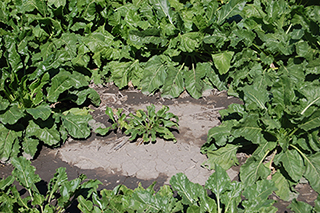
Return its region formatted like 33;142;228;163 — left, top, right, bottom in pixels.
7;156;320;212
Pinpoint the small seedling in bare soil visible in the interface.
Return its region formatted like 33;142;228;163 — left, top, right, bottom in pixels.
95;105;179;144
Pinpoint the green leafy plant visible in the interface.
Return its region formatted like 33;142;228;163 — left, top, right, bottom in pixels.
0;156;101;213
96;105;179;143
125;104;179;143
201;75;320;201
78;164;280;212
95;106;129;136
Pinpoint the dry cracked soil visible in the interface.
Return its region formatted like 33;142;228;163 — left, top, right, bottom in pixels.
1;83;318;212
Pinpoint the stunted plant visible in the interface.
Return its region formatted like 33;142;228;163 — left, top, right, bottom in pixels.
95;105;179;144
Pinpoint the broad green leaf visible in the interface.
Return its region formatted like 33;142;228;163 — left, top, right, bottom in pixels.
109;60;142;89
199;190;217;213
211;51;234;75
315;194;320;212
78;195;93;213
11;156;41;192
205;65;227;91
128;185;176;212
58;174;86;206
0;124;22;162
70;88;101;106
303;152;320;193
46;71;72;102
26;105;51;121
242;179;277;211
0;175;15;192
240;157;270;185
22;137;39;159
300;84;320;115
0;96;10;111
170;173;204;206
274;150;304;182
232;113;264;144
242;84;268;110
216;0;246;25
205;164;231;205
272;171;298;202
149;0;174;25
287;199;313;213
299;111;320;132
47;167;68;202
221;181;243;213
178;33;201;53
185;62;209;99
26;120;61;146
161;65;186;99
141;56;167;95
271;75;294;109
0;105;24;125
202;144;240;170
48;0;66;8
62;113;92;139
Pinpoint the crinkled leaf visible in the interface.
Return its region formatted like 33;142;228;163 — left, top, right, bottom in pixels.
202;144;240;170
48;0;66;8
211;51;234;75
77;195;93;213
109;60;142;89
58;174;86;206
127;185;176;212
